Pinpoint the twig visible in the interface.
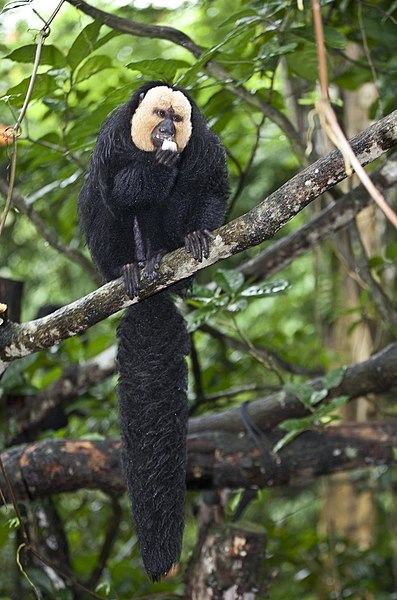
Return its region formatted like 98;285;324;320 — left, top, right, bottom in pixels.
86;497;122;590
311;0;397;228
0;1;65;234
349;220;397;328
357;2;382;108
189;343;397;433
189;383;279;416
8;345;117;443
0;137;18;235
231;313;285;384
228;114;266;214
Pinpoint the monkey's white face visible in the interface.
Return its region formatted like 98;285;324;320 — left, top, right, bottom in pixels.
131;86;192;152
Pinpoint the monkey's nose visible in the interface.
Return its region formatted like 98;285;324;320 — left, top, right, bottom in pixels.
159;117;176;137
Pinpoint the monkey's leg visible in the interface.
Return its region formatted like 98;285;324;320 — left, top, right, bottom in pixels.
185;229;214;262
122;215;150;299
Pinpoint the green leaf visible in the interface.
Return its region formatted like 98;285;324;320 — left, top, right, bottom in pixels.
257;42;298;63
323;395;349;413
74;55;113;84
240;279;289;298
67;20;102;69
284;381;314;409
214;269;244;294
310;389;328;405
368;256;384;269
7;517;20;529
278;416;313;432
229;520;267;534
333;67;371;91
226;299;248;313
273;427;305;453
0;354;37;395
6;44;66;68
186;304;219;333
385;241;397;261
93;30;122;51
126;58;190;82
286;43;324;82
219;9;260;28
2;73;58;107
322;367;345;390
323;26;347;49
1;1;33;14
190;283;216;299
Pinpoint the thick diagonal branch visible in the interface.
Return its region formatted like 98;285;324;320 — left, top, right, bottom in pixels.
0;110;396;371
240;153;397;280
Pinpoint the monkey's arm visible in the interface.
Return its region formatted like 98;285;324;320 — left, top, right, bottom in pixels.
165;136;228;260
110;162;178;214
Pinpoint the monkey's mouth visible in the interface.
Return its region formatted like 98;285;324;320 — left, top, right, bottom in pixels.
151;132;176;148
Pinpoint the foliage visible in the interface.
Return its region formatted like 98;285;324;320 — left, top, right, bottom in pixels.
0;0;396;598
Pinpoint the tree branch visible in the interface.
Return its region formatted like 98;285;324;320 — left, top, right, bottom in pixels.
1;111;396;372
8;345;117;443
2;420;397;500
240;153;397;280
188;343;397;434
349;219;397;328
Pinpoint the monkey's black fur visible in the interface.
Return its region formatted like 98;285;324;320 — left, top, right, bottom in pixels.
78;81;228;580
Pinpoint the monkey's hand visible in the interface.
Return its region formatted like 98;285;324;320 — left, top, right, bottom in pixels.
122;263;141;299
155;147;180;167
185;229;214;262
122;250;166;299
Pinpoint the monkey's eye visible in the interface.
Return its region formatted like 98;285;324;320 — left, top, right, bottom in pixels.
155;109;166;118
173;114;183;122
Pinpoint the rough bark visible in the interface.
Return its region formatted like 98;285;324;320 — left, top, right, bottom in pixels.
239;153;397;281
1;421;397;502
186;524;270;599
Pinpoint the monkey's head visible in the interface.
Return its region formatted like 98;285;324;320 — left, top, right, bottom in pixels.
130;85;192;154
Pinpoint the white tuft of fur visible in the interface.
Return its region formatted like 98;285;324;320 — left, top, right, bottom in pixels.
161;139;178;152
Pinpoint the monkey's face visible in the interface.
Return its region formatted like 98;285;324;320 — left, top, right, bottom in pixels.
131;86;192;153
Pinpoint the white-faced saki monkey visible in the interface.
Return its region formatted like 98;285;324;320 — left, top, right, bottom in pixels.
78;81;229;580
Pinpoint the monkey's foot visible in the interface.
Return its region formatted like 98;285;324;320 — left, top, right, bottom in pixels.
155;147;180;167
122;263;141;299
122;251;166;298
185;229;214;262
141;250;166;280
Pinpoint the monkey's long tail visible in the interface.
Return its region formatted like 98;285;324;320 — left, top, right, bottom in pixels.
117;291;190;581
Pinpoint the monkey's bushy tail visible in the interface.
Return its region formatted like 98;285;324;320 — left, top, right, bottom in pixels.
117;291;189;580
